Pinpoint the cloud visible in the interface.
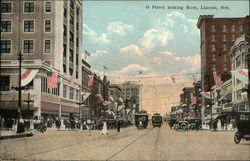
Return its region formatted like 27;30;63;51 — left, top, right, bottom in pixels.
107;21;134;36
153;57;161;65
140;29;174;49
161;51;173;56
83;24;110;44
120;44;143;57
116;64;149;75
175;54;201;73
92;50;108;57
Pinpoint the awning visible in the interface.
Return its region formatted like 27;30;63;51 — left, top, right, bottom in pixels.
21;69;39;86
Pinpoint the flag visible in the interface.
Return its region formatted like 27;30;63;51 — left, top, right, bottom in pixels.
103;100;111;106
231;69;248;84
47;72;57;88
201;92;212;99
80;92;91;101
191;96;197;105
104;66;108;70
170;76;176;83
87;75;94;86
96;94;104;102
213;71;221;88
119;97;123;103
70;73;76;84
85;50;90;56
109;96;114;102
139;71;142;75
21;69;39;86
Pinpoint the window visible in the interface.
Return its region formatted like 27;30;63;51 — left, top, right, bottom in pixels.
69;67;73;75
70;31;74;43
236;89;241;100
212;64;216;70
69;87;74;100
211;25;216;32
2;21;11;32
223;55;227;62
239;24;244;32
44;20;51;32
63;44;67;58
1;3;12;13
76;71;78;79
70;15;74;25
63;84;67;98
63;24;67;36
211;44;216;52
236;56;241;68
223;63;227;70
222;25;227;32
70;0;74;9
223;44;227;52
76;37;79;47
231;34;235;41
211;35;216;41
76;21;79;31
63;64;66;73
1;40;11;54
76;7;80;15
76;89;79;101
231;25;235;32
69;49;74;62
212;54;216;62
76;54;79;65
45;2;51;12
24;20;34;32
23;40;34;53
63;7;67;17
24;2;35;13
0;76;10;91
222;35;227;41
44;40;51;53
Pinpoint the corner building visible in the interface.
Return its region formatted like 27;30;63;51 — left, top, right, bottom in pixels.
0;0;83;119
196;15;250;122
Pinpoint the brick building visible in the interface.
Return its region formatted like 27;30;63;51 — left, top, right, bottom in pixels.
0;0;83;120
196;15;250;121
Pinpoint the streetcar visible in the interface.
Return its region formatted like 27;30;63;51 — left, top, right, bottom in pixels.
134;111;149;129
152;113;163;127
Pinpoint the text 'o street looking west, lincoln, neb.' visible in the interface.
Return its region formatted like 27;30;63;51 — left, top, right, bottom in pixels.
147;5;230;10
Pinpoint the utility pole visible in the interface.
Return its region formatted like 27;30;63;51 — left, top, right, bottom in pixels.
17;52;23;133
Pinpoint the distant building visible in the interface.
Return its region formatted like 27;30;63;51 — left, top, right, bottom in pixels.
192;81;202;118
197;15;250;122
109;84;122;111
179;87;194;119
0;0;83;120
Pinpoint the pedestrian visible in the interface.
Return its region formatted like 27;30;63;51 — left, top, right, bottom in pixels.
101;121;108;135
116;119;120;132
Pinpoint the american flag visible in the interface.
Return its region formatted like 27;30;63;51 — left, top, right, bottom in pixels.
88;75;94;86
170;76;176;84
47;72;57;88
80;92;91;101
213;71;221;88
96;94;104;102
70;73;76;84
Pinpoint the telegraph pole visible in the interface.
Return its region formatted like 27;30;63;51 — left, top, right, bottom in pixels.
17;52;23;132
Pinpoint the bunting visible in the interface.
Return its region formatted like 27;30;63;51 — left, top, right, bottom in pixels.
21;69;39;86
213;71;222;88
231;69;248;84
81;92;91;101
88;75;94;86
201;92;212;99
96;94;104;102
47;72;57;88
103;100;111;106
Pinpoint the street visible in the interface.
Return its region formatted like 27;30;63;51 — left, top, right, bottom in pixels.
0;124;249;160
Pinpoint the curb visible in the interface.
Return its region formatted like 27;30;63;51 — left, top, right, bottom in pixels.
0;132;33;140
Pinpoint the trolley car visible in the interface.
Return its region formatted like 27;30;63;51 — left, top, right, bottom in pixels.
152;113;163;127
134;111;148;129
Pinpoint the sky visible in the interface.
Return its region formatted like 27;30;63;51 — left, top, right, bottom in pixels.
82;0;249;115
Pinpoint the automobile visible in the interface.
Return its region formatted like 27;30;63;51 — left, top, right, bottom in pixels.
184;117;202;130
234;112;250;144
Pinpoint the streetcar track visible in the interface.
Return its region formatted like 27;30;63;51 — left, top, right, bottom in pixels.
106;127;156;161
150;127;161;161
14;129;135;160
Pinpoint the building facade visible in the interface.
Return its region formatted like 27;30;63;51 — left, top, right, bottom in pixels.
196;15;250;122
0;0;83;121
228;34;249;112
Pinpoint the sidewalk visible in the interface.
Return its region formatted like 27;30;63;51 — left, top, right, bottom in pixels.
0;129;33;140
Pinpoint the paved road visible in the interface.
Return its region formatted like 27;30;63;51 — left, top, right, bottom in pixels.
0;124;249;160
